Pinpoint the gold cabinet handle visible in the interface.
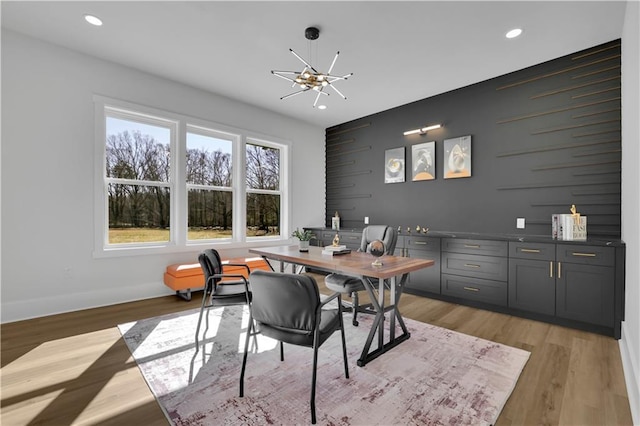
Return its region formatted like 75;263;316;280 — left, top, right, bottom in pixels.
464;286;479;292
550;261;553;278
572;252;596;257
521;248;541;253
557;262;562;279
464;244;480;248
464;263;481;268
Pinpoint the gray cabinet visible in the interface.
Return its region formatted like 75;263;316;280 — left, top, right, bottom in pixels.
509;242;616;328
309;229;361;250
508;242;556;316
304;227;624;338
403;236;441;294
555;245;615;327
441;238;508;307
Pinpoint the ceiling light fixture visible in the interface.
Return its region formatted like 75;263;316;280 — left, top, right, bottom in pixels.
505;28;522;39
272;27;353;108
403;124;442;136
84;14;103;26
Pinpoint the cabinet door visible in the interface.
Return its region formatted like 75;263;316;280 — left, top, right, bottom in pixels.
406;250;441;294
508;258;555;316
405;237;441;294
556;263;614;327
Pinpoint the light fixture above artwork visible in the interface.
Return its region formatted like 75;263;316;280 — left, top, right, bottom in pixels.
403;124;442;136
271;27;353;108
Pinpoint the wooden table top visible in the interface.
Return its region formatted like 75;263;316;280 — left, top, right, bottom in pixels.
249;245;434;280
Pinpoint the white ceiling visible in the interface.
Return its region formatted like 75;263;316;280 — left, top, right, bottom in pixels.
1;1;627;129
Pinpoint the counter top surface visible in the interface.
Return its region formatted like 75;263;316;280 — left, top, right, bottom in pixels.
304;227;624;247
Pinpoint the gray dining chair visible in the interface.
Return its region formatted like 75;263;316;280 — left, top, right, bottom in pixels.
239;270;349;425
324;225;398;326
194;249;252;350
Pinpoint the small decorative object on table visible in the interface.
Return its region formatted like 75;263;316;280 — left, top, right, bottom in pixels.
332;232;341;247
291;228;314;252
369;239;385;266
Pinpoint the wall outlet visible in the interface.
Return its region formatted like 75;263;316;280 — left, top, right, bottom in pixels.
364;216;369;225
516;218;525;229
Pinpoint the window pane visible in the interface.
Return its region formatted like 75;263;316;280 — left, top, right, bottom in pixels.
188;189;233;240
246;144;279;190
106;117;171;182
186;132;232;186
246;193;280;237
108;184;170;243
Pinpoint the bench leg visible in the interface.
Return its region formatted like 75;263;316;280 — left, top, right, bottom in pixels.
176;289;192;301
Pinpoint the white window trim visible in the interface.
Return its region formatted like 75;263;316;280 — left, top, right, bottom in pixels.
93;95;291;258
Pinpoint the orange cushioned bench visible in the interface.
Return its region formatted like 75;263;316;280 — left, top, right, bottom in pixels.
164;256;271;301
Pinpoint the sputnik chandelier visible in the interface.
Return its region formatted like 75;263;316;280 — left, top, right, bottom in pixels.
271;27;353;108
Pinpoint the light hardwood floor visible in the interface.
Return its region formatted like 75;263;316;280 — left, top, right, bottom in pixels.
1;274;633;425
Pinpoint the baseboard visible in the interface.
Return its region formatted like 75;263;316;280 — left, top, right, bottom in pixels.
1;281;173;323
620;322;640;425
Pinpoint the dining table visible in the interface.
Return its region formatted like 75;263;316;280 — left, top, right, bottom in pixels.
249;245;435;366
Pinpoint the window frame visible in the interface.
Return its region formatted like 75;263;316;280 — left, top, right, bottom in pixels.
93;95;291;258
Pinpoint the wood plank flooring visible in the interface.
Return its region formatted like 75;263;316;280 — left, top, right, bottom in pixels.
1;274;633;425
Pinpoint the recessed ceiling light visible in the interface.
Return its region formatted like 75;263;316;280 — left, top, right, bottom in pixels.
84;14;103;26
505;28;522;39
317;105;327;110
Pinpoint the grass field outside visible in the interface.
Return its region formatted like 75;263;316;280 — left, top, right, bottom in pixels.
108;227;277;243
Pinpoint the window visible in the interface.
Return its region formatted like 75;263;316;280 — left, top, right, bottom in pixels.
105;111;175;245
186;127;234;241
246;140;282;239
95;97;290;256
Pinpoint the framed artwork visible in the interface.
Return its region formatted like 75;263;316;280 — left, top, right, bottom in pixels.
411;141;435;181
444;135;472;179
384;147;405;183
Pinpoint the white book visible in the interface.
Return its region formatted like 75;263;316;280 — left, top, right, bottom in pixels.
322;248;351;256
323;245;347;251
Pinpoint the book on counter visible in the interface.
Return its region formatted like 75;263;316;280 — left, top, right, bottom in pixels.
321;248;351;256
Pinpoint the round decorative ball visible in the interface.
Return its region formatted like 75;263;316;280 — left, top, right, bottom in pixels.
369;239;385;257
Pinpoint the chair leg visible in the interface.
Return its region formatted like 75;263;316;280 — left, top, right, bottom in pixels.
338;304;350;379
194;292;210;350
239;312;254;398
280;341;284;361
351;291;359;326
310;344;318;424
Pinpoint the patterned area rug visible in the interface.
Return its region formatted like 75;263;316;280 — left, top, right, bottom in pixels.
118;305;529;425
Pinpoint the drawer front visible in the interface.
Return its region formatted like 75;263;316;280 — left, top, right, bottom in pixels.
442;252;508;282
441;274;508;307
442;238;508;257
509;242;555;261
406;236;441;252
556;244;614;267
315;230;362;249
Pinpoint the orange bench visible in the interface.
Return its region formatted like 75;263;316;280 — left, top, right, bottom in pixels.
164;256;271;300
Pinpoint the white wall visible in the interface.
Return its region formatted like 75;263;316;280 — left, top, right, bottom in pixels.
620;1;640;424
0;30;325;323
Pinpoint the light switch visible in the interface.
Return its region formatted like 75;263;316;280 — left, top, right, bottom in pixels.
516;218;525;229
364;216;369;224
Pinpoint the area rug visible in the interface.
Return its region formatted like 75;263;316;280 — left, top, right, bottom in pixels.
118;305;529;425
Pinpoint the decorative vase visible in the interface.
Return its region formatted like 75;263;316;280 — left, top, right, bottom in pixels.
298;240;310;252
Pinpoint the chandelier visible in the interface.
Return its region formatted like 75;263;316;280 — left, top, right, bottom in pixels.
271;27;353;108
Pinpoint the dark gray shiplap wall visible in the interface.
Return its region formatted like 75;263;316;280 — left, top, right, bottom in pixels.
325;40;621;237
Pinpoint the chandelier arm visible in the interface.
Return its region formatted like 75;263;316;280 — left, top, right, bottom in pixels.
289;49;319;74
327;82;347;99
280;88;311;100
313;91;322;107
327;51;340;75
272;72;297;83
326;73;354;82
